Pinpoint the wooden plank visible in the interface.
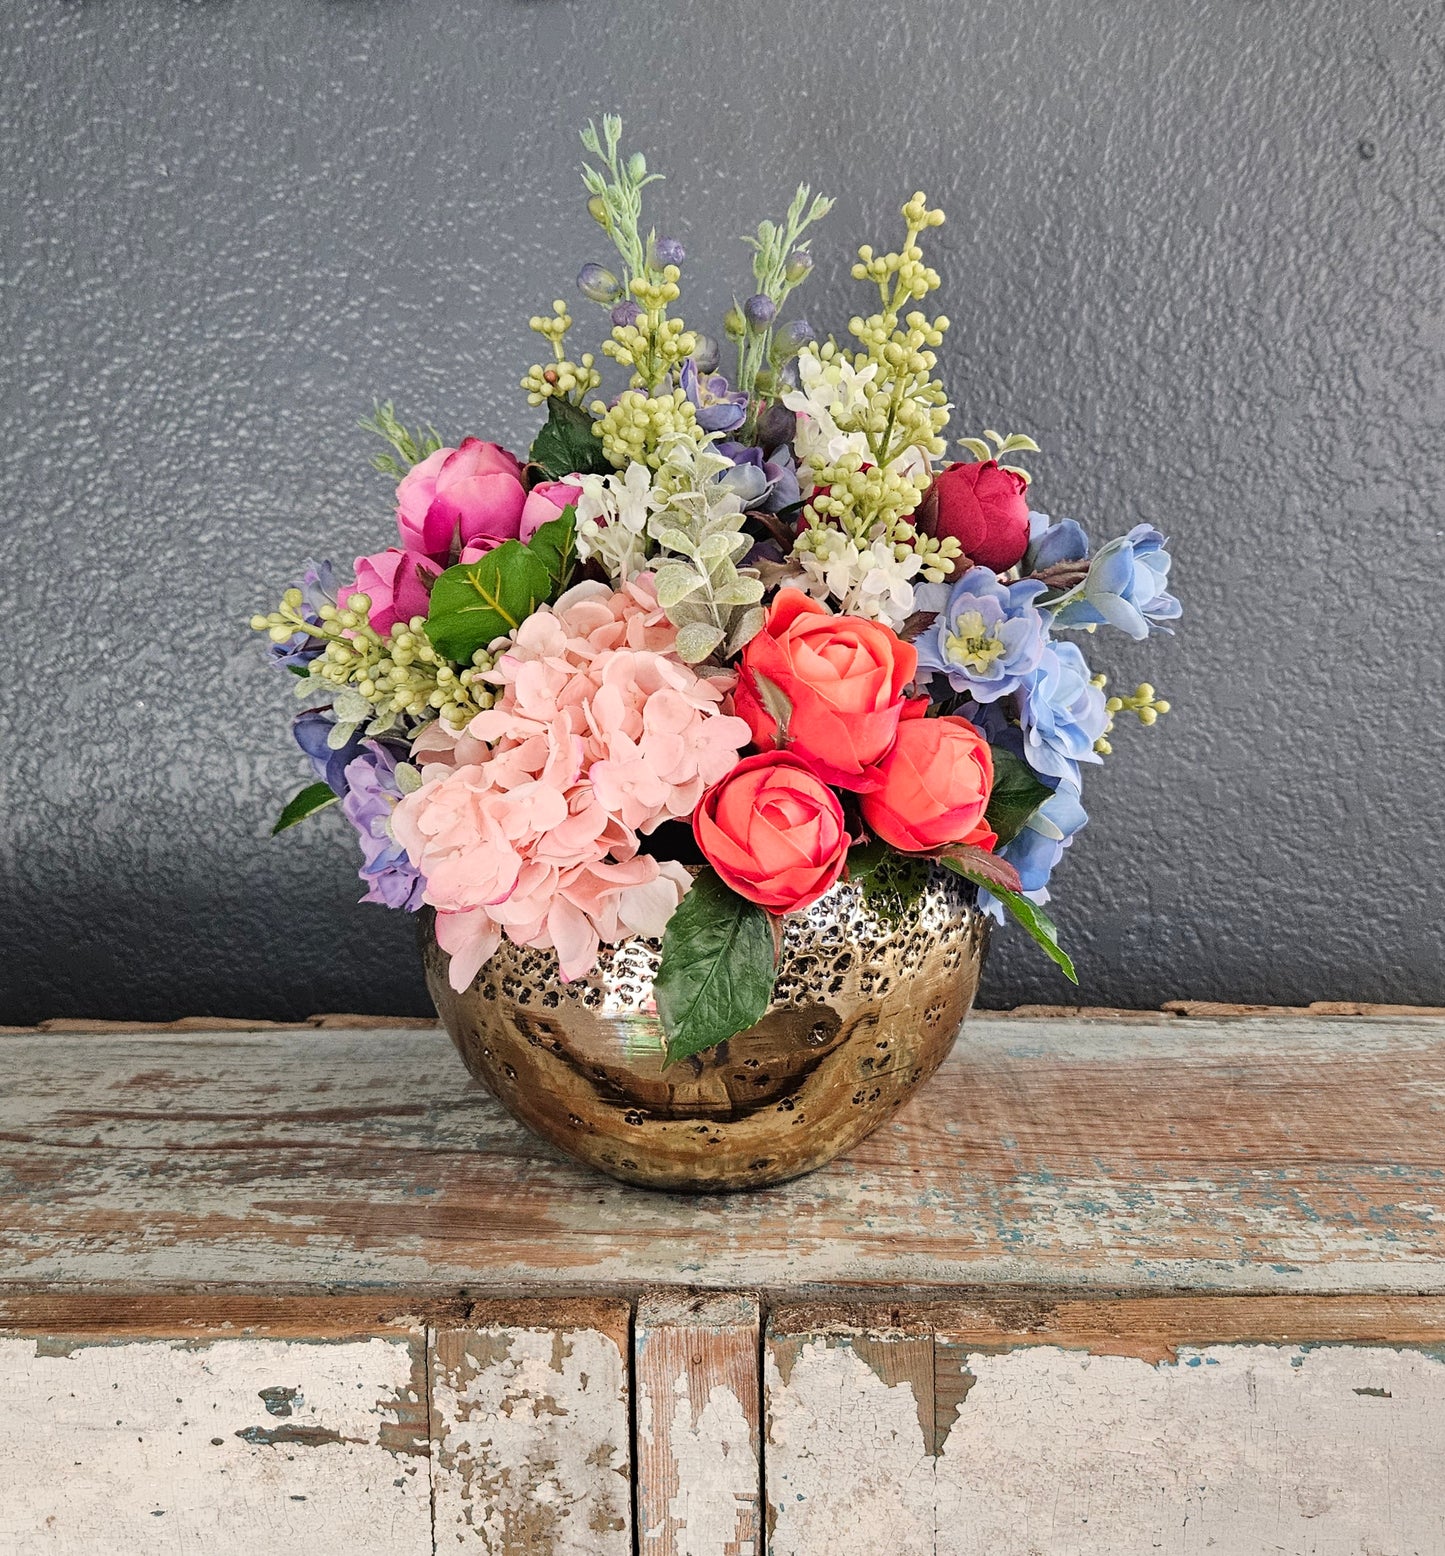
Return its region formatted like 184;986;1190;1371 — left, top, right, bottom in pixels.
3;1014;1444;1294
634;1291;761;1556
765;1298;1445;1554
429;1298;632;1553
0;1327;431;1555
765;1309;937;1555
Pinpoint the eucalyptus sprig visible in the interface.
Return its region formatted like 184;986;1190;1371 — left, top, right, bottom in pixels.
359;402;444;480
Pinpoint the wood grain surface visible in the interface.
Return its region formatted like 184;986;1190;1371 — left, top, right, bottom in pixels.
634;1291;762;1556
3;1013;1443;1295
764;1300;1445;1554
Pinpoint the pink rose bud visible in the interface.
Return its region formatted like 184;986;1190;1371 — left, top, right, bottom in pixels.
519;479;585;543
395;438;526;564
341;548;440;636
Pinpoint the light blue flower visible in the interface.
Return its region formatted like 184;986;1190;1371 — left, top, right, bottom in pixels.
1023;511;1089;573
915;567;1049;703
981;780;1088;920
1017;640;1108;785
1052;524;1180;640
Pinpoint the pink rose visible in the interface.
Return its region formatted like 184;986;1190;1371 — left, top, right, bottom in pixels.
395;438;526;563
519;479;584;543
342;548;440;635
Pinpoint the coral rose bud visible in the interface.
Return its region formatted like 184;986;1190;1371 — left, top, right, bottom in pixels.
694;752;849;914
734;590;918;791
926;460;1032;573
395;438;526;564
859;716;998;854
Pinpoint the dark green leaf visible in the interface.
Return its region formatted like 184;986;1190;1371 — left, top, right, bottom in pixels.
939;856;1077;982
528;506;579;593
271;782;339;836
528;398;613;481
424;541;555;663
654;870;778;1066
985;748;1055;846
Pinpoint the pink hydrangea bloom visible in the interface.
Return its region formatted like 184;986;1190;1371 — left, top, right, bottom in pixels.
392;576;752;988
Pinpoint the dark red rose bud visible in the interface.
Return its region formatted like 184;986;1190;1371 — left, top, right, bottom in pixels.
926;460;1031;572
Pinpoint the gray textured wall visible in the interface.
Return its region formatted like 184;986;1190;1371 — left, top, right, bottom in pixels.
2;0;1441;1024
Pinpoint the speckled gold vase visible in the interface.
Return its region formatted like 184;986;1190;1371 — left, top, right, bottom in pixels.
422;871;988;1192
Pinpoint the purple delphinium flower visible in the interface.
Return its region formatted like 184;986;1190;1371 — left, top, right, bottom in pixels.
1053;524;1181;641
341;742;426;911
269;560;338;670
680;357;747;434
715;440;801;511
914;567;1050;703
1016;640;1108;786
292;708;365;795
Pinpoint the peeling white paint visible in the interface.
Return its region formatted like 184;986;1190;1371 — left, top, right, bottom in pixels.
0;1335;431;1556
933;1343;1445;1554
431;1325;630;1553
765;1339;935;1556
643;1377;757;1556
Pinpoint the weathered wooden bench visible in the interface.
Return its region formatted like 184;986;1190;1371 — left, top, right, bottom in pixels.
3;1009;1443;1553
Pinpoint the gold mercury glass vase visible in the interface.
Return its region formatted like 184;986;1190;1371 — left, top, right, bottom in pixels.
422;868;988;1192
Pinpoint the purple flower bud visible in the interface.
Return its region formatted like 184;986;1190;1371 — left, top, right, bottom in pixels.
691;333;721;374
577;262;622;304
743;293;778;330
771;318;816;363
652;236;686;269
784;249;814;284
611;299;642;329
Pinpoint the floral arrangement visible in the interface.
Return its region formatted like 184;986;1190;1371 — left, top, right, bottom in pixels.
251;119;1179;1063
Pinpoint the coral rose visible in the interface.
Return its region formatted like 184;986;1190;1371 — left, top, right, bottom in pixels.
694;752;849;914
926;460;1031;573
859;715;997;854
396;438;526;563
733;589;917;791
342;548;440;636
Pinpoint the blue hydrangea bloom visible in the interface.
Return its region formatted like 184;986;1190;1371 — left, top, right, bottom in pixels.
915;567;1049;703
680;358;747;434
1017;640;1108;785
341;742;426;912
1053;524;1180;640
1023;511;1089;572
269;560;338;670
292;708;365;795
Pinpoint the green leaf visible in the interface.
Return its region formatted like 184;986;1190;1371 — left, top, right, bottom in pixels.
939;856;1077;982
751;672;793;745
528;398;613;481
654;870;778;1066
527;506;579;593
940;844;1024;896
424;541;554;663
985;749;1055;846
271;782;339;836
